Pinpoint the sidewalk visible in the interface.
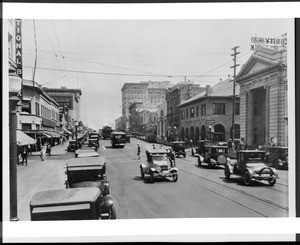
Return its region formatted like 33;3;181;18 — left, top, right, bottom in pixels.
30;140;69;156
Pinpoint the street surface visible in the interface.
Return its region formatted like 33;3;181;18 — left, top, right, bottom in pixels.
17;138;288;221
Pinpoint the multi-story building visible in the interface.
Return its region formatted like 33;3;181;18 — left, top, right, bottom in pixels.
157;101;167;140
18;80;62;148
178;79;240;143
43;86;82;130
166;81;206;141
235;46;288;147
121;81;170;131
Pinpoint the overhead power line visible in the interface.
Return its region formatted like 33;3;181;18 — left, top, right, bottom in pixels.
23;65;229;80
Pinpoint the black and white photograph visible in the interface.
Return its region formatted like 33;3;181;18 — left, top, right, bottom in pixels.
2;2;299;243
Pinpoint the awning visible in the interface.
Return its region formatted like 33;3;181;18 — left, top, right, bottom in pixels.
63;128;72;135
46;131;61;138
17;130;37;146
38;132;52;138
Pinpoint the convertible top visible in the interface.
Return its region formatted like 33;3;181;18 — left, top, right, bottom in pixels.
30;187;101;207
66;156;106;169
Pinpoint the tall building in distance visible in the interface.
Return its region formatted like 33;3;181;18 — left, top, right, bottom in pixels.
120;81;171;131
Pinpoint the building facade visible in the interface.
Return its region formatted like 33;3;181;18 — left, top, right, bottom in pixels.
43;86;82;128
166;81;206;141
178;79;240;143
157;101;167;139
121;81;170;131
235;46;288;147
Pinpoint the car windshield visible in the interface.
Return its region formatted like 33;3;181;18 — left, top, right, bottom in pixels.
68;169;102;183
152;155;167;162
113;135;126;139
245;153;265;163
174;143;184;147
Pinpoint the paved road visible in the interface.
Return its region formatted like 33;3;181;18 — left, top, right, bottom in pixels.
100;138;289;219
16;137;288;221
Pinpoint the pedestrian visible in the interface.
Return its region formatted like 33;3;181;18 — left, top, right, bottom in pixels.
94;142;99;152
137;144;141;159
169;148;176;167
21;146;28;166
41;143;47;161
27;144;32;155
46;143;52;156
228;139;233;152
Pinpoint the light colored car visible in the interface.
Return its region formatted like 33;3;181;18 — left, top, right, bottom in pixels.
140;149;178;183
224;150;278;186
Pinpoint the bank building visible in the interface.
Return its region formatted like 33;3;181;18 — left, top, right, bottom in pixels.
235;46;288;147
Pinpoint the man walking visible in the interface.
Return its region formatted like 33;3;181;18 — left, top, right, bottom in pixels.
137;144;141;159
21;146;28;166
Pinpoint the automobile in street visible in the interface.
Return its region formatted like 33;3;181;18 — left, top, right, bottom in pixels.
88;132;99;147
171;141;186;158
196;145;229;168
67;139;81;152
125;133;131;143
140;149;178;183
265;146;288;170
75;149;99;158
111;131;126;148
65;156;116;219
224;150;278;186
191;139;215;156
29;188;102;221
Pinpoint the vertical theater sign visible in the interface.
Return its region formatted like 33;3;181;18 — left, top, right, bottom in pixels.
15;19;22;79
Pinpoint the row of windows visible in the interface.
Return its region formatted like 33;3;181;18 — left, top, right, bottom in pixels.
35;102;59;121
181;103;240;119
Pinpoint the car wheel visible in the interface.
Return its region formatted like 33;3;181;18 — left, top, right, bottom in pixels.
198;156;202;166
149;171;155;183
109;205;117;219
243;171;252;186
224;165;231;179
173;173;178;182
274;159;280;170
268;178;276;186
140;167;144;180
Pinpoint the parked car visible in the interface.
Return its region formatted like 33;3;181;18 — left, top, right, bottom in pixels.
191;140;215;156
171;141;186;158
196;145;229;168
125;134;131;143
265;146;288;170
111;131;126;148
140;149;178;183
67;139;81;152
65;156;116;219
224;150;278;186
30;188;102;221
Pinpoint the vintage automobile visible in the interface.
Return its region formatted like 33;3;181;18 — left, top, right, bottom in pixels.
30;188;102;221
65;157;116;219
67;139;81;152
224;150;278;186
140;149;178;183
111;131;127;148
88;132;99;147
125;134;131;143
265;146;288;170
75;149;99;158
196;145;229;168
191;140;215;156
171;141;186;158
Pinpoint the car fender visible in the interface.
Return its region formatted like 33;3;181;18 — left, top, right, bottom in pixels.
140;163;147;170
170;167;178;173
150;167;158;173
225;163;234;173
246;168;254;176
195;154;204;162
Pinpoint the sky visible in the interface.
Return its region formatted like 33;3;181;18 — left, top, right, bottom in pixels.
20;17;289;130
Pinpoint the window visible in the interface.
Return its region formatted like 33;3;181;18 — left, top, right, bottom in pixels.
190;107;194;118
213;103;225;115
35;102;39;116
201;104;206;115
181;110;185;119
235;103;240;115
196;106;199;117
186;108;189;119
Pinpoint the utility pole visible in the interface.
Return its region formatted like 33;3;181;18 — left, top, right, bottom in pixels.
230;46;240;141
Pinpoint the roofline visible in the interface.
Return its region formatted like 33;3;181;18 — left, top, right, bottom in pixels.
177;95;240;108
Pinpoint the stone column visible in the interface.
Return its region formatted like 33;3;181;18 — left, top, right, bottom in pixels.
246;91;254;144
264;85;270;145
239;92;247;141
